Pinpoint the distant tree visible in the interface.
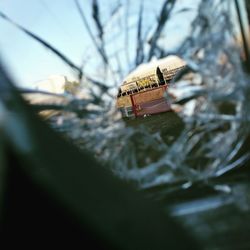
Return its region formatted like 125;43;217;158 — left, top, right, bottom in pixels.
64;77;81;95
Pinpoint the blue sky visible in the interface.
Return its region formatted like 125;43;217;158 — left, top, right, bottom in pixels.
0;0;94;87
0;0;200;88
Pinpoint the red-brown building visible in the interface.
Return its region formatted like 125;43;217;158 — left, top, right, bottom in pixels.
116;55;186;117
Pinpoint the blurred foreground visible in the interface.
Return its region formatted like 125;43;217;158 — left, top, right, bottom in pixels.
1;0;250;249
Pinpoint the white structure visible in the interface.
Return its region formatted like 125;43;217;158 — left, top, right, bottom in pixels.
121;55;186;92
123;56;186;83
34;75;69;94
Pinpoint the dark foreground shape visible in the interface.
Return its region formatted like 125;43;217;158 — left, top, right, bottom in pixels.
0;62;199;249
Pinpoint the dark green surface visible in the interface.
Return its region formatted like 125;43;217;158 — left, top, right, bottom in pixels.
126;111;250;250
0;63;199;250
124;111;184;145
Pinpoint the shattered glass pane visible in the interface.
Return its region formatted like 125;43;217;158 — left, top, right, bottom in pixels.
16;0;250;191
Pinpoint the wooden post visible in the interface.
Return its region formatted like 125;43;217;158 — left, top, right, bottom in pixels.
130;94;137;117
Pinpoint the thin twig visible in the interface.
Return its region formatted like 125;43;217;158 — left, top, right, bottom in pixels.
124;0;131;67
135;1;144;66
147;0;176;61
74;0;108;64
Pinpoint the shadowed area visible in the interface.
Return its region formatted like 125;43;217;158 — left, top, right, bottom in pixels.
0;63;198;249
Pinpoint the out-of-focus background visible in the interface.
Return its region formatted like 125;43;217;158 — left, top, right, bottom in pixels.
1;1;250;249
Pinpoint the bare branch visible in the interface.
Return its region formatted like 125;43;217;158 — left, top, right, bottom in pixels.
74;0;108;64
147;0;176;61
135;1;144;66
